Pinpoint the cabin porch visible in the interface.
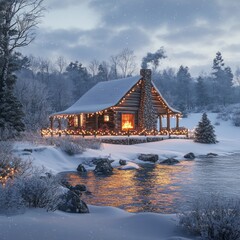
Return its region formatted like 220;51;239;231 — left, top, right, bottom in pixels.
42;111;187;137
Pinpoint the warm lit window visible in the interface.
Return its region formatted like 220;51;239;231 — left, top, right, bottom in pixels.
122;113;135;130
104;115;110;122
74;116;78;127
80;114;84;127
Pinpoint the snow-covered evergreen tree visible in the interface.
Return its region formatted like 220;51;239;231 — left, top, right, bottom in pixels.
194;113;217;144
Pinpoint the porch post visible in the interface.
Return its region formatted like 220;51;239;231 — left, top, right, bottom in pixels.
58;118;62;130
95;113;98;130
50;117;53;130
167;113;170;131
176;115;179;129
159;115;162;132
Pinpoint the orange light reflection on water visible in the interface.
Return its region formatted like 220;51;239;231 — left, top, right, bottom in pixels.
64;161;194;213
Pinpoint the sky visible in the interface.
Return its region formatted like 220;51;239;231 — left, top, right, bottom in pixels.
21;0;240;77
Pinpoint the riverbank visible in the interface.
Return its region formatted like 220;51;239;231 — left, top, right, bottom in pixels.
14;113;240;173
0;205;195;240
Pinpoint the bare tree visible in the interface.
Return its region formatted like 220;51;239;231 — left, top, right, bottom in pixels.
117;48;136;78
55;56;67;74
110;48;136;78
88;59;100;77
109;55;119;79
0;0;45;89
14;77;52;130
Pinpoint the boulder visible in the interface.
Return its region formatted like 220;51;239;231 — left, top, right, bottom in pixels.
138;154;159;163
184;152;195;160
92;158;114;165
94;158;113;174
119;159;127;166
58;190;89;213
160;158;180;165
77;164;87;172
73;184;87;192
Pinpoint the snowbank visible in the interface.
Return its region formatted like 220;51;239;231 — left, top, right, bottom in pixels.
0;206;193;240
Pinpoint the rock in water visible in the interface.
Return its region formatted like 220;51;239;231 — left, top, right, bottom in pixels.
119;159;127;165
77;164;87;172
138;154;159;163
58;190;89;213
160;158;180;165
184;152;195;160
72;184;87;192
94;158;113;174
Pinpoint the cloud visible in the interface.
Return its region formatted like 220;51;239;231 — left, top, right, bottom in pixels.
21;26;149;64
89;0;220;29
20;0;240;77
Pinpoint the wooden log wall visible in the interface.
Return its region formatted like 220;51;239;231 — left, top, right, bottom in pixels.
114;82;142;131
151;87;170;115
85;110;115;130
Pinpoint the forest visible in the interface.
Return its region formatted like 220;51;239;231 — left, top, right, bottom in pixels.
12;49;240;131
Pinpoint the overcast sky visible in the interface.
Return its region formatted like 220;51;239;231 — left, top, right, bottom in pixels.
21;0;240;77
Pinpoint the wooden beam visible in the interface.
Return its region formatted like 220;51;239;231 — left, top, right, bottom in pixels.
159;115;162;132
58;118;62;130
95;114;98;130
167;113;170;131
50;117;53;130
176;115;179;129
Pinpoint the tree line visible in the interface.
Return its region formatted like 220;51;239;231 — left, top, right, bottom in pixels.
1;0;240;139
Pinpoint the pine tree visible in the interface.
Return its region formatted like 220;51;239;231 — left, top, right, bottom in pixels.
176;65;192;110
196;76;209;108
211;52;233;105
194;113;217;144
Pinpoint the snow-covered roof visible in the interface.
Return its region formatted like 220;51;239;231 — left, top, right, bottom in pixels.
152;82;181;114
52;75;141;115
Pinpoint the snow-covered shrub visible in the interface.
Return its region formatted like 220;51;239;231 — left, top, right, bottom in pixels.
214;121;220;126
0;141;32;183
0;182;25;215
57;138;85;155
17;171;63;211
49;136;102;155
72;138;102;150
179;195;240;240
232;111;240;127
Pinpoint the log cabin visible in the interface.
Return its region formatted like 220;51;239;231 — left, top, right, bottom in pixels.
43;69;185;136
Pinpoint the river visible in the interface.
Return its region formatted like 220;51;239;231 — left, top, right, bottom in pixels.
61;154;240;213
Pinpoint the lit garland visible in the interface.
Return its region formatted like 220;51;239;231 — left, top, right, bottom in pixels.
0;165;17;185
41;127;188;137
45;75;186;138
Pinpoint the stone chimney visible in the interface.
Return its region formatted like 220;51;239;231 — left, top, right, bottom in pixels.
138;69;157;131
140;69;151;83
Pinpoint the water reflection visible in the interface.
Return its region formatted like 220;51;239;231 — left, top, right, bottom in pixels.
62;155;240;213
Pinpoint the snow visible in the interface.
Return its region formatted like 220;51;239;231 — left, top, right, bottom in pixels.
7;112;240;240
0;207;193;240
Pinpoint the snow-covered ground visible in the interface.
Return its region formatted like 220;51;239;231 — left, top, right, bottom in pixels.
0;206;194;240
4;113;239;240
14;113;240;173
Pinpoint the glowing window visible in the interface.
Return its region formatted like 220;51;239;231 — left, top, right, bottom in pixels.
80;114;84;127
104;115;110;122
122;113;135;130
74;116;78;127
